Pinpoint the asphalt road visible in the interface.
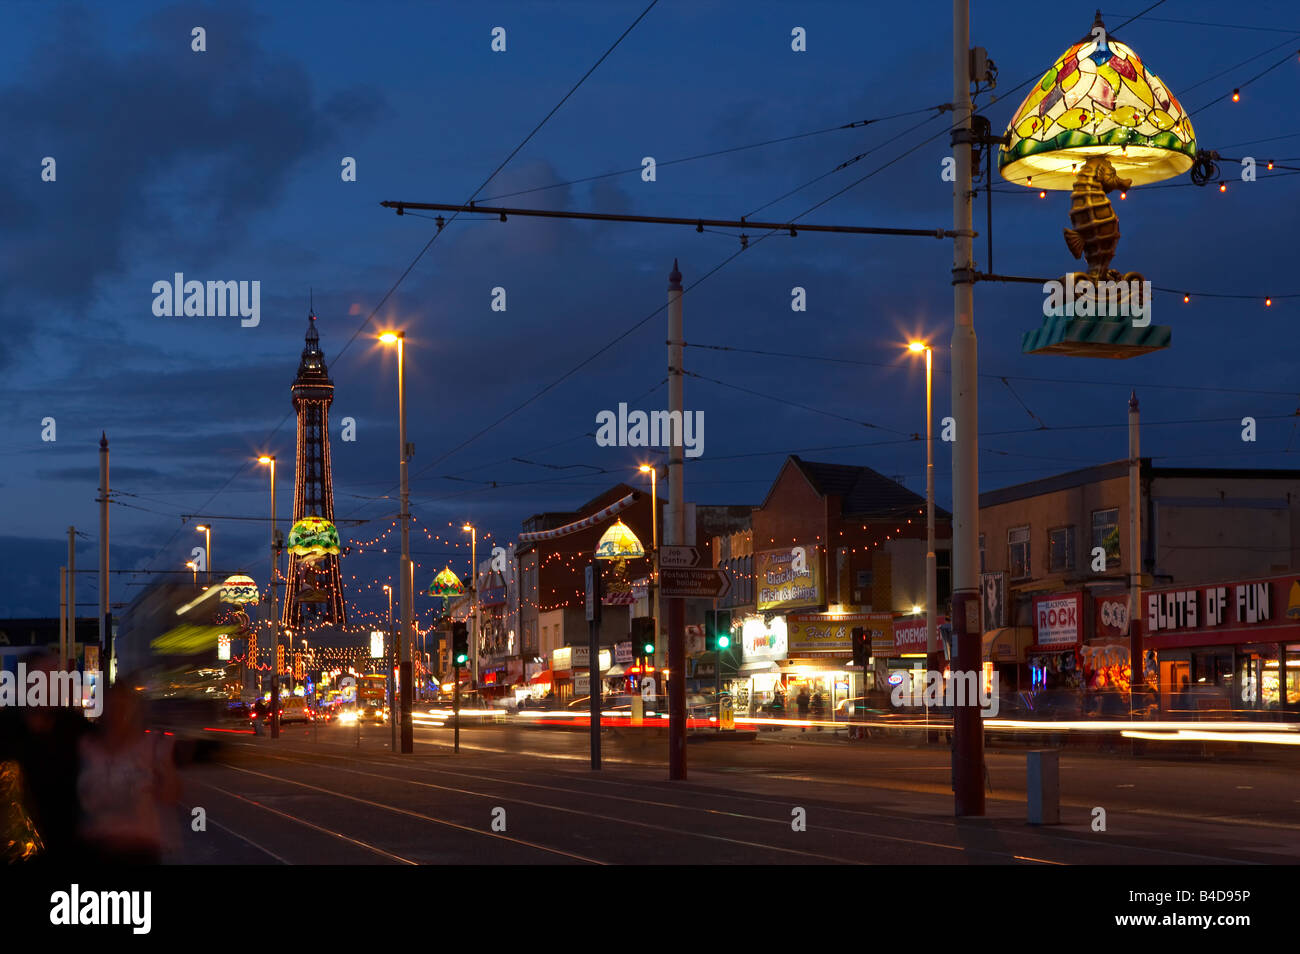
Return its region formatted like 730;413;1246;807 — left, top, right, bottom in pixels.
169;720;1300;864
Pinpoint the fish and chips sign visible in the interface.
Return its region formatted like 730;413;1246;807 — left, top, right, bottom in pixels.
755;545;822;612
788;611;889;655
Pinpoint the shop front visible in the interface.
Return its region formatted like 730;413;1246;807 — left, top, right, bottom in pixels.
732;614;787;716
1028;592;1083;697
882;615;949;700
1145;575;1300;716
784;610;886;717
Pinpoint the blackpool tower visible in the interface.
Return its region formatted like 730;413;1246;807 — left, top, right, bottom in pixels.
282;309;348;630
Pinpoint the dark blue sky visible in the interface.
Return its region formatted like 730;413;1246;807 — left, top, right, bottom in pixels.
3;1;1297;623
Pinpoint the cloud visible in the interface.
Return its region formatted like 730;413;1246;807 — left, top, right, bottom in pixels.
0;2;387;369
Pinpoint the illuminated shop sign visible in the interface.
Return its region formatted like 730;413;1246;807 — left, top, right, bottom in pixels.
1033;593;1082;647
755;546;822;612
1145;576;1300;648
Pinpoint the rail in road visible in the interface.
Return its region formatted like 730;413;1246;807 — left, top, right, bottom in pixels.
172;730;1297;865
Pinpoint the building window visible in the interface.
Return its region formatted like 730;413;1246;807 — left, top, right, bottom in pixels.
1092;508;1120;565
978;534;985;574
1048;526;1075;573
1008;527;1030;579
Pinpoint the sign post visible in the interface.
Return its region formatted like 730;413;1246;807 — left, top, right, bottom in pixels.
586;563;602;770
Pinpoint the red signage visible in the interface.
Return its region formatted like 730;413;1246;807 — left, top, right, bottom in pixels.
1094;593;1130;639
892;616;947;654
1144;574;1300;649
1032;592;1083;649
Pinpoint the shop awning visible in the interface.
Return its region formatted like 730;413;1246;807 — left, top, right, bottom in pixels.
530;669;554;685
738;660;779;675
606;663;626;676
983;627;1033;664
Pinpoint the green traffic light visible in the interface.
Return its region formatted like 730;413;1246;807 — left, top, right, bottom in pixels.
717;634;730;649
643;643;655;655
455;653;468;665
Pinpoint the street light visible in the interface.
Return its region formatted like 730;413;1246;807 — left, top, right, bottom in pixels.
195;524;211;584
462;523;477;689
186;561;197;587
257;454;279;739
382;581;395;746
906;341;939;672
379;331;413;754
637;464;659;719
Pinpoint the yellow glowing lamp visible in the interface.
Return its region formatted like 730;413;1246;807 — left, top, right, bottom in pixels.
594;519;645;560
428;566;465;598
999;13;1195;190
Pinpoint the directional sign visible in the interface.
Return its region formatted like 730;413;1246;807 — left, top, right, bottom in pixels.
659;545;701;569
660;565;731;600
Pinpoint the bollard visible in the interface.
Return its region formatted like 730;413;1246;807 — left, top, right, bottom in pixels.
1026;749;1060;825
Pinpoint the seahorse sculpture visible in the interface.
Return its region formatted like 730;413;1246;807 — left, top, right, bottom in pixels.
1063;156;1131;281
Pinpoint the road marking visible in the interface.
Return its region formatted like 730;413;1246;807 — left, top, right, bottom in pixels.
194;777;417;865
218;761;604;865
246;750;854;864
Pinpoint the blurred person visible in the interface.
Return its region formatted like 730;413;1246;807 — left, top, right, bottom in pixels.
76;684;180;864
0;651;93;864
796;687;810;731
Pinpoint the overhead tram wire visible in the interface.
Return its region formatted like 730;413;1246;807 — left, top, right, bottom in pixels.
475;105;948;204
375;1;1178;494
682;342;1300;396
158;1;662;550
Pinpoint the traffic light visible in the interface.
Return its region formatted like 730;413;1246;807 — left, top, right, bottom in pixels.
631;616;655;657
851;627;868;668
452;622;469;667
705;609;732;652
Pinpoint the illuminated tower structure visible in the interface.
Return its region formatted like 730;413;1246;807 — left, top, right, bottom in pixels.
282;309;348;630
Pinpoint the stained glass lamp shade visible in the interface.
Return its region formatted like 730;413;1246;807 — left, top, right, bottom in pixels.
999;15;1195;190
594;520;645;561
429;566;465;598
285;515;341;565
219;574;259;605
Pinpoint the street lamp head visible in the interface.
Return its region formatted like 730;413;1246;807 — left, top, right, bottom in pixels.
379;331;401;344
638;464;652;474
257;455;273;464
186;561;197;570
907;341;928;353
195;525;208;532
462;524;473;533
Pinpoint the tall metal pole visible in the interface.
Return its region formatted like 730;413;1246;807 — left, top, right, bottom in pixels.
67;526;76;667
267;456;280;740
387;583;396;751
397;333;414;754
1128;392;1142;707
925;347;938;668
950;0;984;815
470;527;478;690
98;434;109;673
59;566;67;668
666;259;687;780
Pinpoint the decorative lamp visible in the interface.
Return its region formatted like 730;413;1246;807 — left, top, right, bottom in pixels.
1003;12;1187;359
219;574;260;605
286;515;341;564
999;12;1195;190
428;566;465;598
594;520;645;561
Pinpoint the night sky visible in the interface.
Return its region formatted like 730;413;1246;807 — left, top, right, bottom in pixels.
3;1;1297;625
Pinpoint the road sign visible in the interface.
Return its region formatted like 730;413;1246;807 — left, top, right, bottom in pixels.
659;565;731;599
659;545;701;568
